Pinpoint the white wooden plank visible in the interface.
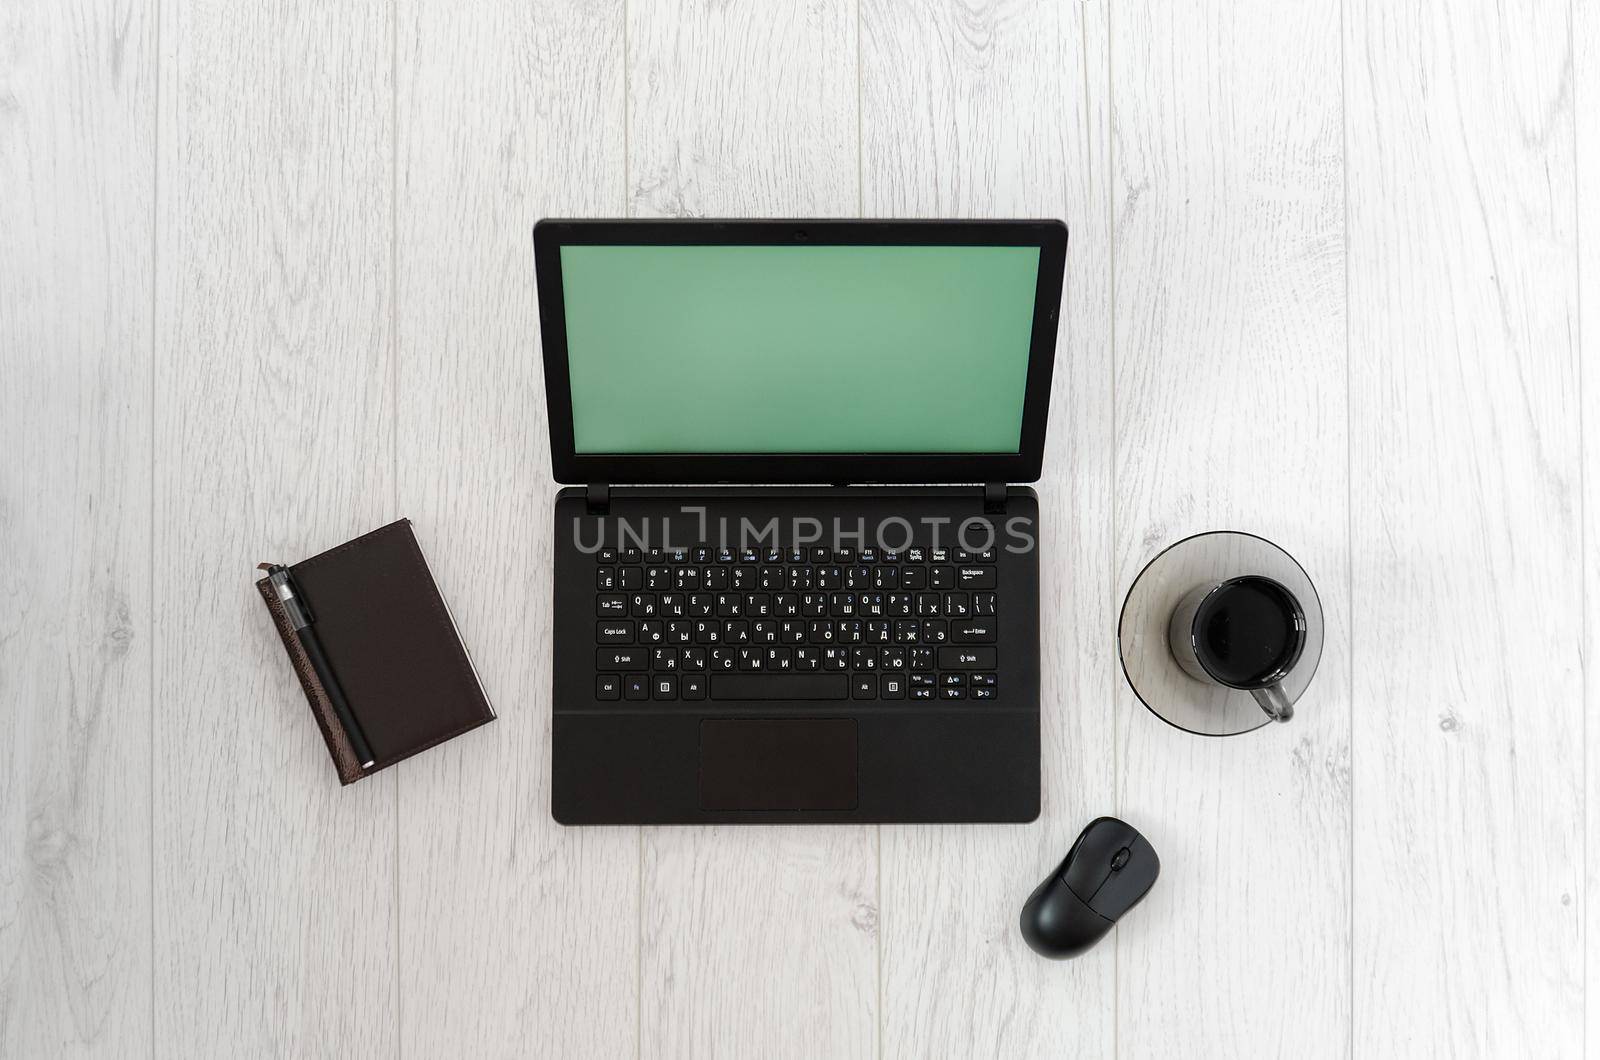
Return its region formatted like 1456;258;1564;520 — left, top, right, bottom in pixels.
625;2;877;1056
1109;1;1351;1055
1346;0;1584;1053
151;2;398;1055
10;2;1590;1055
0;0;154;1054
626;0;857;222
391;1;638;1055
1578;0;1599;1051
860;1;1117;1055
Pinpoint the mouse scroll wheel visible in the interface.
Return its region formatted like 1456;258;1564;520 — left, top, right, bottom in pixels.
1110;847;1131;871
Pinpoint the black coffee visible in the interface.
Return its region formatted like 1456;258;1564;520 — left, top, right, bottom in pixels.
1193;576;1305;688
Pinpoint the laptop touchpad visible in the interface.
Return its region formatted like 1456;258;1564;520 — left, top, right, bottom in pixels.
699;718;858;811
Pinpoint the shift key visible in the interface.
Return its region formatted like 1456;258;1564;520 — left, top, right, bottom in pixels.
939;646;996;669
597;647;648;670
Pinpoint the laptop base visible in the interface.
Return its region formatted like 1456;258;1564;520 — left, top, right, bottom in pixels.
550;485;1041;825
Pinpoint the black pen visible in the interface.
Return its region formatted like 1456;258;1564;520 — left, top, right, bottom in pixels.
263;564;376;770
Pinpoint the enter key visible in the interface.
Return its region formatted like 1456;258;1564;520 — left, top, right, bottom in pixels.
950;619;996;643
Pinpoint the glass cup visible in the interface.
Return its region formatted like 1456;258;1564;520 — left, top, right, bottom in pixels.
1166;575;1307;723
1119;531;1323;737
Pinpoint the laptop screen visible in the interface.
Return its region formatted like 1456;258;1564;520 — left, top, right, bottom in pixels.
558;244;1042;455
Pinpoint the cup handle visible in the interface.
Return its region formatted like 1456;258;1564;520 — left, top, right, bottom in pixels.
1250;683;1294;723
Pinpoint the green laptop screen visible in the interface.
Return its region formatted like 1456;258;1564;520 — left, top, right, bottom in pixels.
559;244;1040;454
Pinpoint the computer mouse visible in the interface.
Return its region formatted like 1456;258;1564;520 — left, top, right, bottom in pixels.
1019;816;1160;959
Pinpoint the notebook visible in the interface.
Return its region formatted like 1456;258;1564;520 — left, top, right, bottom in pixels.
256;519;495;784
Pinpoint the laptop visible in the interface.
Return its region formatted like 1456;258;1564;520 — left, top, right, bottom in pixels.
535;219;1067;824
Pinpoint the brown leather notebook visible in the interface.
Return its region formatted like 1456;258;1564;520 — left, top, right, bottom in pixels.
256;519;495;784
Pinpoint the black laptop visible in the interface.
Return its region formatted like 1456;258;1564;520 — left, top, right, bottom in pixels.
536;219;1067;824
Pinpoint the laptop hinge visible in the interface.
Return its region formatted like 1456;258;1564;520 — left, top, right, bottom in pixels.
984;482;1008;514
586;483;610;514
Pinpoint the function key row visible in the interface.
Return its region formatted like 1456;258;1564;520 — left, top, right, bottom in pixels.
596;565;995;591
595;546;997;565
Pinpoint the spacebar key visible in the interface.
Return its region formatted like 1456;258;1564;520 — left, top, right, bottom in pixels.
711;675;850;700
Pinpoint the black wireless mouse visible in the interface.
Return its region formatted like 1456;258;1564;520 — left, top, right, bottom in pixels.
1019;817;1160;959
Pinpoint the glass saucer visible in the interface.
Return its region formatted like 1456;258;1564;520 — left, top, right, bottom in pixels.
1118;530;1323;736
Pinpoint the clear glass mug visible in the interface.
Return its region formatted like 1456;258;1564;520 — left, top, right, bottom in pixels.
1166;574;1307;723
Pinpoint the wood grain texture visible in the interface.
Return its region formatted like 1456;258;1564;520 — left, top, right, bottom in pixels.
1109;1;1351;1056
392;0;638;1056
626;0;857;221
1346;0;1584;1053
860;0;1117;1055
626;2;876;1057
1578;1;1598;1053
152;1;398;1056
9;0;1598;1054
0;0;154;1054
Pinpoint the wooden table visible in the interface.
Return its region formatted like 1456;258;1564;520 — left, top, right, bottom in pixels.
4;0;1593;1055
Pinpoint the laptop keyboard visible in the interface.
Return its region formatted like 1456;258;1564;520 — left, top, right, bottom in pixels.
592;544;999;703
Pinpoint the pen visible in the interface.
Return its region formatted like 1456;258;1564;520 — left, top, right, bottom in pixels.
263;564;376;770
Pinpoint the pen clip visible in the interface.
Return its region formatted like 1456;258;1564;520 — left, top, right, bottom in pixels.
261;563;313;629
